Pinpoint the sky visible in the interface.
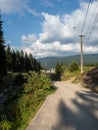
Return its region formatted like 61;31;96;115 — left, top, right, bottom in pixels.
0;0;98;58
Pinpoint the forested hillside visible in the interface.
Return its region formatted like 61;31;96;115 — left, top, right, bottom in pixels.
38;54;98;69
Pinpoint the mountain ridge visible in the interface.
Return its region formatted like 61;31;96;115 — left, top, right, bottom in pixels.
38;54;98;69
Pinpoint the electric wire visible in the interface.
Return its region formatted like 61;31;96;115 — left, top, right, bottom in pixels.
86;0;98;45
71;39;80;48
80;0;92;35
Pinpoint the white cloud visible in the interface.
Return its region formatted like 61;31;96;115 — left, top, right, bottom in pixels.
0;0;28;14
20;1;98;57
27;8;41;17
40;13;73;44
23;47;32;55
39;11;84;44
84;45;98;53
39;1;98;47
22;40;80;58
0;0;40;16
21;34;37;44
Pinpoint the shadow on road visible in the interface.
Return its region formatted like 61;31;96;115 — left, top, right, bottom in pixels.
52;90;98;130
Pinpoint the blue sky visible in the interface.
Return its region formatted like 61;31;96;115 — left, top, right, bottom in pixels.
0;0;98;58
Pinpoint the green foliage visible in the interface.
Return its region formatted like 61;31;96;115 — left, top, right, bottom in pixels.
6;45;12;71
55;63;66;79
0;71;54;130
14;73;25;86
5;46;42;73
0;120;12;130
24;71;52;93
0;14;7;77
69;61;79;72
0;73;18;92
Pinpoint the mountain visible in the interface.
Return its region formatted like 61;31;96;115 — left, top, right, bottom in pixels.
38;54;98;69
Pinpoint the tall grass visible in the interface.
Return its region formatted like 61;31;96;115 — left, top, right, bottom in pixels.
61;66;93;82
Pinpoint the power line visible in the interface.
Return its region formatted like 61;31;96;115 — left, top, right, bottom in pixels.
80;0;92;35
86;0;98;45
86;14;98;45
71;39;79;48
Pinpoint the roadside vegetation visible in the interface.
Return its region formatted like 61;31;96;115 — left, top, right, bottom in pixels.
55;61;80;81
0;15;54;130
55;61;98;93
0;71;54;130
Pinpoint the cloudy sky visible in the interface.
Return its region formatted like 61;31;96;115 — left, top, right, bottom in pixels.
0;0;98;58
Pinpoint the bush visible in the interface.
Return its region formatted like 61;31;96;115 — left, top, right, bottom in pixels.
24;71;52;93
0;71;54;130
0;119;12;130
55;63;66;80
69;61;79;72
14;73;25;86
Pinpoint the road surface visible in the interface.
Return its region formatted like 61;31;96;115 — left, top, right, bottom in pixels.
26;81;98;130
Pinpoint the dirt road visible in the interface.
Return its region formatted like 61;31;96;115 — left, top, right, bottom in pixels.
26;81;98;130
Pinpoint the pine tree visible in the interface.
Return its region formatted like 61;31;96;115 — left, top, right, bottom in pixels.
15;50;21;72
11;50;17;72
20;50;25;72
6;45;12;71
24;52;31;72
0;13;7;77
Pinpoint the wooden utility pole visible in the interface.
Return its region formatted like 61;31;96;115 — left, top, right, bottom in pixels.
79;35;84;74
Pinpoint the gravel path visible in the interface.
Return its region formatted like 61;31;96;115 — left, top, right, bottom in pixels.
26;81;98;130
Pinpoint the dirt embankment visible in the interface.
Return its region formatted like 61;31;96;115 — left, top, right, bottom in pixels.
82;67;98;92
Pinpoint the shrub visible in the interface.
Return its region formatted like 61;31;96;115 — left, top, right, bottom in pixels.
24;71;52;93
14;73;25;86
0;120;12;130
55;63;66;80
0;71;54;130
69;61;79;72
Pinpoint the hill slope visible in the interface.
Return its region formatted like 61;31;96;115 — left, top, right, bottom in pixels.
38;54;98;69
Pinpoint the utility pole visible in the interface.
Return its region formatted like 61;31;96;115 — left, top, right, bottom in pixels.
79;35;84;74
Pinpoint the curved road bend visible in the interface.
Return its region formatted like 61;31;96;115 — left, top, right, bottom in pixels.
26;81;98;130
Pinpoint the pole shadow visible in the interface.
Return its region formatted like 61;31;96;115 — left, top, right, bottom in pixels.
52;90;98;130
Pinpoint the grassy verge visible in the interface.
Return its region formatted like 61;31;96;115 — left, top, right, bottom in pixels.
17;89;54;130
61;66;93;83
61;69;80;81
